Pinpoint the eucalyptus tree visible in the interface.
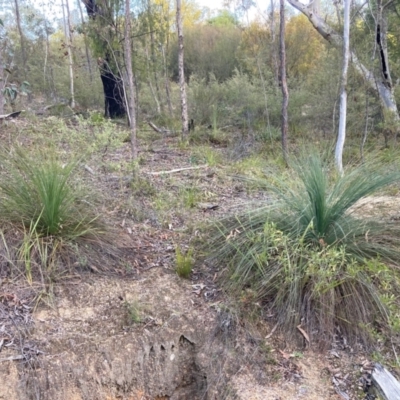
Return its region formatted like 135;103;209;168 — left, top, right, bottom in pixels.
62;0;75;108
124;0;138;160
335;0;350;174
286;0;399;124
176;0;188;137
279;0;288;162
80;0;128;118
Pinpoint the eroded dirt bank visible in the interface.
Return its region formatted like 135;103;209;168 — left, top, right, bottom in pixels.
0;268;346;400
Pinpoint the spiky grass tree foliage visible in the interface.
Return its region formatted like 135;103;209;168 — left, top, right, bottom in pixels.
208;154;400;346
0;148;113;284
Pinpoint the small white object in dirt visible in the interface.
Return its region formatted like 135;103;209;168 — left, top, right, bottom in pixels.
170;354;175;361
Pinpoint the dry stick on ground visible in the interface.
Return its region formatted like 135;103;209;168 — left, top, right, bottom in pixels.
146;165;208;176
147;120;173;135
0;111;23;120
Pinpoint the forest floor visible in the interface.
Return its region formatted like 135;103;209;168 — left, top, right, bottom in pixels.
0;115;398;399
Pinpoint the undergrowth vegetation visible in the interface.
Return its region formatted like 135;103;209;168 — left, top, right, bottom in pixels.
2;113;400;354
175;246;194;278
208;152;400;347
0;147;114;289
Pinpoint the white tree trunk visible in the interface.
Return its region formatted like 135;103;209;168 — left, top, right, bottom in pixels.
63;0;75;109
124;0;138;161
335;0;350;175
286;0;399;120
176;0;188;138
279;0;289;162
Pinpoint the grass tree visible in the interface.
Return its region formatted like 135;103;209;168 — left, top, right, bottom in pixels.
207;153;400;346
0;148;113;286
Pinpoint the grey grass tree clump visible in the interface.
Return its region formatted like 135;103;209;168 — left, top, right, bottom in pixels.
208;153;400;347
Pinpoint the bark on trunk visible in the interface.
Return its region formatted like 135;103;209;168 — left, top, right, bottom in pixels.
176;0;188;138
124;0;138;161
335;0;350;175
64;0;75;109
279;0;289;163
376;0;392;90
81;0;126;118
98;57;126;118
286;0;399;119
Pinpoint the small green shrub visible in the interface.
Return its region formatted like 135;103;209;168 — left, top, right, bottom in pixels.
175;247;194;278
179;185;201;209
89;111;105;125
123;300;142;324
131;176;156;197
258;126;281;143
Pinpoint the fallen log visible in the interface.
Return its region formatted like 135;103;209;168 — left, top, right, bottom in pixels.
371;363;400;400
0;110;23;120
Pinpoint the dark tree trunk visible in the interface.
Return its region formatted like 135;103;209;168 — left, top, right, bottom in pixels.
98;56;126;118
81;0;126;118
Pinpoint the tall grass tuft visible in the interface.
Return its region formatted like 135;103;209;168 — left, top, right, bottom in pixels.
0;148;114;285
208;152;400;347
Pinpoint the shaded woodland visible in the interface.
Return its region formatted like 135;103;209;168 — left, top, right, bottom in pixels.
1;0;399;148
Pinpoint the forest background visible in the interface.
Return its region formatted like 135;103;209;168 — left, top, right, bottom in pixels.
1;0;399;155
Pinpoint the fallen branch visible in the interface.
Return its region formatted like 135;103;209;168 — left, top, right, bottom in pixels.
146;165;208;176
84;164;95;175
371;363;400;400
0;110;23;120
147;121;173;135
0;355;24;362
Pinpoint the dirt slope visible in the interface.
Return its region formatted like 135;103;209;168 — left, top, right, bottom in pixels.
0;266;362;399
